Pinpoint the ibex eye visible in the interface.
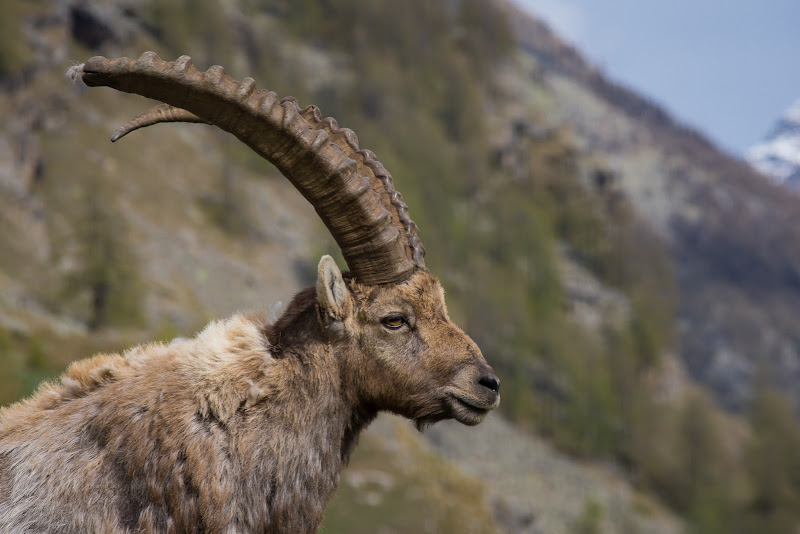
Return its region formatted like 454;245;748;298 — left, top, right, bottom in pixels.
381;315;406;329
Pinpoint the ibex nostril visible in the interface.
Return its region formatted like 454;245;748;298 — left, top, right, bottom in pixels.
479;374;500;393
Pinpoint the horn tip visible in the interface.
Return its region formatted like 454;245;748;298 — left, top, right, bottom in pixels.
65;63;86;84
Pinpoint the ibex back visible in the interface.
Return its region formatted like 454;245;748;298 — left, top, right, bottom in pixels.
0;52;499;533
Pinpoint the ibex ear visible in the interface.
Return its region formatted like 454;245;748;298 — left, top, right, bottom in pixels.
316;255;350;321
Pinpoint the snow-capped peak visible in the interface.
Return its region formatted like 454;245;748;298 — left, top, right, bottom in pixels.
746;98;800;188
785;98;800;124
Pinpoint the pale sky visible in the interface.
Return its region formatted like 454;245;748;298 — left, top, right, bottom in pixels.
513;0;800;156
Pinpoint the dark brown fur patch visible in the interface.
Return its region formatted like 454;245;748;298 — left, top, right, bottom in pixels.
265;287;318;356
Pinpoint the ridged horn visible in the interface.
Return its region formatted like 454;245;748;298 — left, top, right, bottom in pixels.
73;52;425;285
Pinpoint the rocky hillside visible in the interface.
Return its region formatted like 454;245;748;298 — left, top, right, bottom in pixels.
503;0;800;414
3;1;800;533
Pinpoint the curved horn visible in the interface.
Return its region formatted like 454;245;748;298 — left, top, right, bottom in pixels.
74;52;425;285
111;103;208;142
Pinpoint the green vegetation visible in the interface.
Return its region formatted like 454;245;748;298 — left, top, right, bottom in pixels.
3;1;800;532
573;500;604;534
322;422;498;533
0;328;54;406
196;134;254;236
38;128;143;331
137;0;233;66
0;0;35;79
66;174;143;329
742;384;800;533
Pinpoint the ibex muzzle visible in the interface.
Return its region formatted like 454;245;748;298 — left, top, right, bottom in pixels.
0;52;499;533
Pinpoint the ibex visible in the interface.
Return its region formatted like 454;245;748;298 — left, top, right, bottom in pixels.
0;52;500;533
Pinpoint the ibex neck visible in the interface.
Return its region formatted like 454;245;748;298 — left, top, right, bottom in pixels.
264;287;377;462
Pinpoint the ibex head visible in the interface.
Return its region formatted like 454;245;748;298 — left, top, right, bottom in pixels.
71;52;499;427
315;260;499;427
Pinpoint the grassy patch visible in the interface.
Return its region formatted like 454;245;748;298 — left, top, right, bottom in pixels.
321;422;498;534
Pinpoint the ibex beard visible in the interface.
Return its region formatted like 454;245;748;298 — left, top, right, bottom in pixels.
0;52;499;533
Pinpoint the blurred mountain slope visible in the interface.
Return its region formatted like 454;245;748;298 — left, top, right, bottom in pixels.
503;0;800;413
2;0;800;532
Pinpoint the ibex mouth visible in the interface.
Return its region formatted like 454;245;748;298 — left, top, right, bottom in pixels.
447;392;499;426
453;393;498;411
